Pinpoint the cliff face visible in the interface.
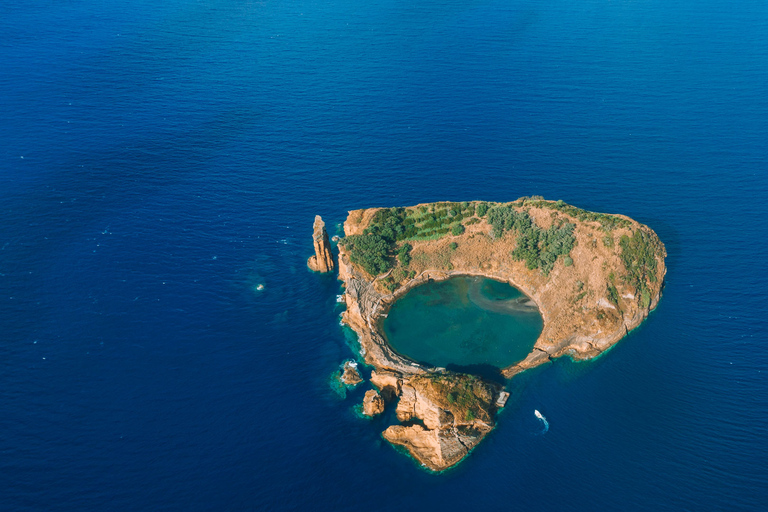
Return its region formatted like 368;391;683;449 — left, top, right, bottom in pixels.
307;215;335;273
381;373;499;471
367;370;500;470
335;199;667;471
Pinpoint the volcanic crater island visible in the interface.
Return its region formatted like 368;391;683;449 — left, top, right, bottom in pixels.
309;198;666;471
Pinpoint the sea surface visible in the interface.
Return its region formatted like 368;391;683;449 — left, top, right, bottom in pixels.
1;0;767;510
384;277;542;368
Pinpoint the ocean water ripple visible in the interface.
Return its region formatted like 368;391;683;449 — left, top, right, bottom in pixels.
1;0;767;510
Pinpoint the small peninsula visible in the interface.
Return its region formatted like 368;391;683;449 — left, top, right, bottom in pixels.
327;198;666;471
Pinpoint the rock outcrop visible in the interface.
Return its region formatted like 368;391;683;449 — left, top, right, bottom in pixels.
339;361;363;386
370;370;401;401
382;373;499;471
307;215;334;273
362;390;385;417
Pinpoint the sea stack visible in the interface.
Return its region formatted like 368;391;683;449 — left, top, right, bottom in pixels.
362;390;385;417
307;215;335;272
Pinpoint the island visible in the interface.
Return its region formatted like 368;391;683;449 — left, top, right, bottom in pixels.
313;198;666;471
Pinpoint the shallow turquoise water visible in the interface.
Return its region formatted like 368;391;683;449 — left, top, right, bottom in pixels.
383;277;543;368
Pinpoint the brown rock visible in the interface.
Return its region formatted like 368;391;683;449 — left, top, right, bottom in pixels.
370;370;401;393
307;215;335;272
382;373;498;471
339;361;363;386
382;423;486;472
362;390;385;417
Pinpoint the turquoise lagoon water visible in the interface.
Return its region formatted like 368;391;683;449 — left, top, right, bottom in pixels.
383;277;543;369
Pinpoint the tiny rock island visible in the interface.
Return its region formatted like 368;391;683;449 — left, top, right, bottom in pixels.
321;198;666;471
307;215;335;273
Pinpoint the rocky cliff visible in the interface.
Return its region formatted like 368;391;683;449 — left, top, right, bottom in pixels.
307;215;335;273
381;373;499;471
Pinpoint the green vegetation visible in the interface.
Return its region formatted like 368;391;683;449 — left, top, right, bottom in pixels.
423;373;494;423
341;204;480;275
514;221;576;276
341;200;641;283
397;243;412;266
338;232;391;276
606;282;620;307
338;208;414;276
487;205;576;276
619;229;661;308
449;242;458;251
528;199;631;231
366;207;417;241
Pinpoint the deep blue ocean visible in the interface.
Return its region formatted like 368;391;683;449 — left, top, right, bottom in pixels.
1;0;767;510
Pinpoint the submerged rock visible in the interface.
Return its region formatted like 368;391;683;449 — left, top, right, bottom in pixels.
362;390;385;417
307;215;335;273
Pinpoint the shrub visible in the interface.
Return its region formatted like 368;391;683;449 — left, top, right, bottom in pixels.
392;267;407;283
450;242;458;251
451;224;465;236
606;282;620;307
487;205;576;275
476;202;488;217
619;229;661;305
538;200;631;230
564;256;573;267
397;243;412;266
339;233;391;276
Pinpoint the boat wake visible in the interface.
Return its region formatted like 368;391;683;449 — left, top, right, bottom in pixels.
534;409;549;434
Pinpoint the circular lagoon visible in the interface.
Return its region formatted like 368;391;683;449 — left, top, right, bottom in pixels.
382;276;543;368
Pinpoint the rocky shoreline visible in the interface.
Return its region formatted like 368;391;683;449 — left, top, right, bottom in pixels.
321;199;666;471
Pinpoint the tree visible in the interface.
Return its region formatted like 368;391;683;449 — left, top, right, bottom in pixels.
397;243;412;266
